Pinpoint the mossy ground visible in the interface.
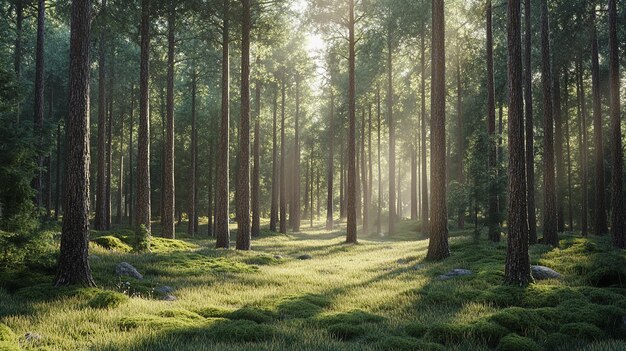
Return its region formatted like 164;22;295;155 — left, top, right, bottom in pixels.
1;219;625;350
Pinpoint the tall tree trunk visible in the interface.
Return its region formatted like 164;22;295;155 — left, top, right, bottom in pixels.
162;2;176;239
252;81;261;237
207;140;215;236
270;89;279;231
187;70;197;235
106;84;112;229
576;58;589;236
564;71;574;231
55;120;62;219
236;0;251;250
397;169;402;219
456;60;465;229
411;147;417;221
377;87;382;234
326;87;334;230
504;0;531;286
426;0;450;261
487;0;499;242
368;104;373;229
117;105;124;224
215;0;231;248
420;26;429;233
136;0;152;244
95;0;107;230
524;0;537;244
356;131;361;225
346;0;357;243
292;75;301;232
310;156;314;227
304;156;310;216
540;0;558;246
554;72;565;233
590;10;607;236
45;89;54;219
361;107;369;235
340;140;345;219
33;0;45;209
608;0;625;248
316;168;321;220
279;74;287;234
387;30;396;236
128;85;134;227
55;0;95;287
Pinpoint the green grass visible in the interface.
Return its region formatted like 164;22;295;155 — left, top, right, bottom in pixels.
1;218;625;350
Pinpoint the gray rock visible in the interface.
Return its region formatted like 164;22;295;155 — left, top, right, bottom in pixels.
438;268;473;280
115;262;143;280
297;254;313;260
273;255;283;260
24;332;41;342
155;286;174;294
531;265;561;280
162;294;177;301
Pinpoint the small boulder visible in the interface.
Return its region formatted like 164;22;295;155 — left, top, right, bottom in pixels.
115;262;143;280
24;332;41;342
297;254;312;260
162;295;177;301
438;268;472;280
155;286;174;294
531;265;561;280
273;255;283;260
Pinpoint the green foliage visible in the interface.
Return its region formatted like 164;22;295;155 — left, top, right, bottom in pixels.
559;323;604;340
404;322;428;338
319;310;385;341
91;236;133;252
205;320;277;342
87;290;129;309
425;323;466;345
496;333;541;351
376;336;445;351
278;294;331;319
195;306;233;319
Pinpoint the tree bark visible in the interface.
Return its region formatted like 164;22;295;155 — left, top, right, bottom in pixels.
270;89;279;231
292;74;301;232
95;0;107;230
252;81;261;237
33;0;45;209
215;0;231;248
326;86;334;230
411;148;417;221
608;0;625;248
187;70;198;235
554;72;565;233
207;140;215;236
128;85;134;227
361;107;369;235
426;0;449;261
564;71;574;231
504;0;531;286
136;0;152;242
524;0;537;244
346;0;357;243
279;74;287;234
387;29;396;236
540;0;558;246
117;105;124;225
235;0;251;250
55;120;62;219
487;0;499;242
420;26;429;233
576;58;589;236
590;9;607;236
456;60;464;229
106;81;112;229
377;87;382;234
162;2;176;239
55;0;95;287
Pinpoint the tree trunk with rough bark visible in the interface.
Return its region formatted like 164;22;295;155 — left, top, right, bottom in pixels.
387;30;396;236
504;0;531;286
487;0;499;242
95;0;107;230
346;0;357;243
524;0;536;244
162;2;176;239
55;0;95;287
270;89;279;231
326;87;334;230
420;26;429;233
187;70;197;235
252;81;261;237
279;75;287;234
426;0;450;261
33;0;45;209
554;72;565;233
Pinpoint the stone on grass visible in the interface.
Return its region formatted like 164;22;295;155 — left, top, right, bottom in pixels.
273;255;283;260
24;333;41;342
162;295;178;301
115;262;143;280
438;269;472;280
297;254;312;260
155;286;174;295
531;265;561;280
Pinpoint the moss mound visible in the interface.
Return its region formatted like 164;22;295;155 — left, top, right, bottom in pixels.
90;236;132;252
227;307;276;323
559;322;604;340
206;319;276;342
195;306;232;319
496;333;541;351
278;294;331;319
0;323;18;351
119;311;206;331
87;290;128;309
376;336;444;351
320;310;385;341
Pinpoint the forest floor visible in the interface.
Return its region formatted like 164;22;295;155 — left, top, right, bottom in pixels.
1;219;626;351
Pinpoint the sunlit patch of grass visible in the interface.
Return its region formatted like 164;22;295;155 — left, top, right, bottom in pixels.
0;220;625;350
